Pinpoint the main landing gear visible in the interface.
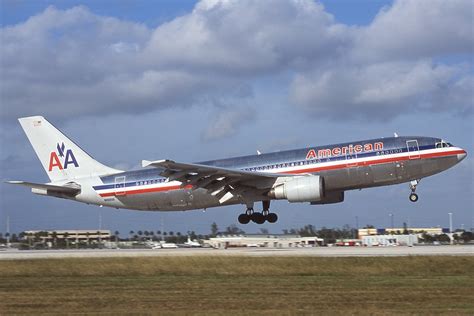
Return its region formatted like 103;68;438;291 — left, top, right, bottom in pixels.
238;201;278;224
409;179;420;202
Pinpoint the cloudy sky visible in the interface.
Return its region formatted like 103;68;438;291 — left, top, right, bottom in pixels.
1;0;473;236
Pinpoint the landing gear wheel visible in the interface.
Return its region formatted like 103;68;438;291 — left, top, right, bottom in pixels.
266;213;278;223
408;179;420;203
409;193;418;202
251;212;265;224
238;213;250;224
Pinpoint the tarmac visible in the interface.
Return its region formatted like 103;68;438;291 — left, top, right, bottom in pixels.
0;245;472;260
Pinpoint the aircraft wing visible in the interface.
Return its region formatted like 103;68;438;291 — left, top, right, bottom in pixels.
7;181;81;195
142;159;284;204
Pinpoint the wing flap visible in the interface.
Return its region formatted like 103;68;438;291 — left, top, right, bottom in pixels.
142;159;284;204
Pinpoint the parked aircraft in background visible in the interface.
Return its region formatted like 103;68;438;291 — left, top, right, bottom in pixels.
8;116;467;224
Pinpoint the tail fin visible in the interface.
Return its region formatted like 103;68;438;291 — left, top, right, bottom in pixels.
19;116;121;182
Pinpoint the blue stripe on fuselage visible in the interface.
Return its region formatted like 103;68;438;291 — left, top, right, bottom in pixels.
95;136;440;189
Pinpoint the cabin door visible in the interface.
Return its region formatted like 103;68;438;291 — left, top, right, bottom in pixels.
114;176;126;196
406;140;420;159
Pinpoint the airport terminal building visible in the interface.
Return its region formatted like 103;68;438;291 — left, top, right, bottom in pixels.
203;234;324;249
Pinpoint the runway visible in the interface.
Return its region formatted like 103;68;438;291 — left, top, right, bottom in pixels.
0;245;472;260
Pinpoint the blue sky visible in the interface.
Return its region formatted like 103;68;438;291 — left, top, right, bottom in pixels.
1;0;473;236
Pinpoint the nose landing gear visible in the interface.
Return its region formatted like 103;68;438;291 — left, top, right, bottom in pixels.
409;179;420;202
237;201;278;224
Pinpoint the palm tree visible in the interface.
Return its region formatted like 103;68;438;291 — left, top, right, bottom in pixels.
52;231;58;248
129;230;134;241
97;231;102;248
138;230;143;241
86;232;90;247
64;232;69;249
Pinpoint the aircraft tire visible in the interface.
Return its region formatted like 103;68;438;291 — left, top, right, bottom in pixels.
252;212;265;224
266;213;278;223
409;193;418;202
238;214;250;224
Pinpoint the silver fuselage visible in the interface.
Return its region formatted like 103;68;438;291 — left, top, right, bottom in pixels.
71;136;466;211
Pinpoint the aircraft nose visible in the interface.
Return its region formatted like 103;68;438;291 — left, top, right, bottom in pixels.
457;150;467;162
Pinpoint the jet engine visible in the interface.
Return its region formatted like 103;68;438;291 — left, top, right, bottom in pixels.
268;176;324;203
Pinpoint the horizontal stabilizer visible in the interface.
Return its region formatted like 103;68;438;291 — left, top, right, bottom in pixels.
7;181;81;195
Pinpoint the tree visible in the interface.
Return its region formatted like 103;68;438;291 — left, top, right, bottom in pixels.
403;222;408;235
225;224;245;235
298;225;317;237
437;234;451;243
52;231;58;248
461;231;473;243
129;230;134;241
64;232;69;249
211;222;219;237
114;231;120;242
187;231;197;240
421;232;434;243
86;232;90;247
97;231;102;248
260;228;269;235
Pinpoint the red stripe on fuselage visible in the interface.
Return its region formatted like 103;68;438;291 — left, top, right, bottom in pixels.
99;184;193;197
98;149;464;197
283;149;466;175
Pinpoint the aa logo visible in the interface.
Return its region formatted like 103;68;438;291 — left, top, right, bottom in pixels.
48;143;79;171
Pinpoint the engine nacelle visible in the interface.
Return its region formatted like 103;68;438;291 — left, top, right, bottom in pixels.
269;176;324;203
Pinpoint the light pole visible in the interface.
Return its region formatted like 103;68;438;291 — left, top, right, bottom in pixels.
448;212;453;245
448;212;453;233
6;215;10;248
355;216;359;239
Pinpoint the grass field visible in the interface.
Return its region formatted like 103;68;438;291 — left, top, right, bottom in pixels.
0;256;473;315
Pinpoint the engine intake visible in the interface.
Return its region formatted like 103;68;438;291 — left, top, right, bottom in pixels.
268;176;325;203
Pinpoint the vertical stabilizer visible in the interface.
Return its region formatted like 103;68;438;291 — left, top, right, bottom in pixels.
18;116;121;182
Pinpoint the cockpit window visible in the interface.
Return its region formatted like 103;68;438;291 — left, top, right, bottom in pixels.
435;141;451;148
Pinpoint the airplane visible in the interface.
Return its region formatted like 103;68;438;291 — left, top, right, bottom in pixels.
8;116;467;225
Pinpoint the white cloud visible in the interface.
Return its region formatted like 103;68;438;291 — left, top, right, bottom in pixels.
201;107;256;141
0;0;472;124
353;0;473;61
143;0;347;74
290;0;473;119
291;61;472;119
